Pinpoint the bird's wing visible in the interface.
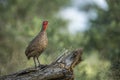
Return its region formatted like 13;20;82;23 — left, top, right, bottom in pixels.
25;38;38;56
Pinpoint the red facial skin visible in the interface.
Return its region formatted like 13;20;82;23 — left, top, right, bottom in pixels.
42;21;48;31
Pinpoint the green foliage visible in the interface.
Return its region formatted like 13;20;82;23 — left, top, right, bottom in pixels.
0;0;119;80
83;0;120;79
0;0;70;75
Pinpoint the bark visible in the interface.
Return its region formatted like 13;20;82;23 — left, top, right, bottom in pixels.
0;48;83;80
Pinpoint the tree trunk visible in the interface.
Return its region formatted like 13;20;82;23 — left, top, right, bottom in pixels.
0;48;83;80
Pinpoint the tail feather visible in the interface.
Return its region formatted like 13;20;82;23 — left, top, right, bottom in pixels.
27;56;31;60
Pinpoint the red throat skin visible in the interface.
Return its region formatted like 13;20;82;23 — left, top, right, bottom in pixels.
43;25;47;31
41;21;48;31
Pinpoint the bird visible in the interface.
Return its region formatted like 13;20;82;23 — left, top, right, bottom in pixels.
25;21;48;68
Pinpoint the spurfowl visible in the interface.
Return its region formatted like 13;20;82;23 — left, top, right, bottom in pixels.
25;21;48;68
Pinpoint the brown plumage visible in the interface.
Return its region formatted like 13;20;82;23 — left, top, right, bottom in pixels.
25;21;48;67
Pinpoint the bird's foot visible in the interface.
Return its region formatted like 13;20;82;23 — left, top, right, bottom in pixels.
38;64;47;69
38;64;42;69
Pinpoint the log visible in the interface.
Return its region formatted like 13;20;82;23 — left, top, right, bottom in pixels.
0;48;83;80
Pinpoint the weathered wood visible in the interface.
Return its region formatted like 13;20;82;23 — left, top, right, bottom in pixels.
0;48;83;80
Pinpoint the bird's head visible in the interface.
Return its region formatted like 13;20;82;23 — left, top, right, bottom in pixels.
42;21;48;31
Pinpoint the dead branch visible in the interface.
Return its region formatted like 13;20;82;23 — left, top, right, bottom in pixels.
0;48;83;80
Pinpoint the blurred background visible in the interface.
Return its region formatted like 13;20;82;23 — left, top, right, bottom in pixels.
0;0;120;80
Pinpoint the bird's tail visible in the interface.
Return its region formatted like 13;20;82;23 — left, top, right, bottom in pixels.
27;56;30;60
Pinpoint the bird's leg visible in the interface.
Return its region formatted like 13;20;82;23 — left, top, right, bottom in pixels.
33;57;37;68
37;57;41;67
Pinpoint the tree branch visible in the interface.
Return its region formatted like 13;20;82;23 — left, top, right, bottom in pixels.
0;48;83;80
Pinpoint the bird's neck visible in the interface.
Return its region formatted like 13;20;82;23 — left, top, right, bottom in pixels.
40;29;46;34
41;25;47;32
38;30;47;37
